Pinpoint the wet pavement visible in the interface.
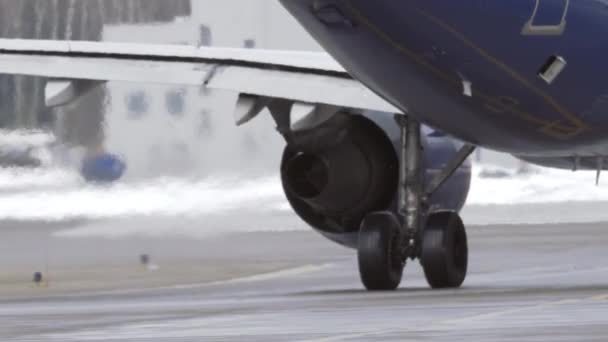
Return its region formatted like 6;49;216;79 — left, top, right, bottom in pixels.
2;220;608;341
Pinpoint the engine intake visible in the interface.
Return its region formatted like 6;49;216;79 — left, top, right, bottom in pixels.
281;114;399;235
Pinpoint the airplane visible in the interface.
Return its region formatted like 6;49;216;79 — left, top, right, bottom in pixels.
0;0;599;291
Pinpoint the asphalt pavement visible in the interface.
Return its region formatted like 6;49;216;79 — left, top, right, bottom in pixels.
2;220;608;341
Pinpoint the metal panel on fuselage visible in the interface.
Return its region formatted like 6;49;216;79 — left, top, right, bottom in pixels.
281;0;608;157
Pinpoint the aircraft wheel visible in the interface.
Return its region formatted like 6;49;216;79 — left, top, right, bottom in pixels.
358;211;404;291
420;211;468;289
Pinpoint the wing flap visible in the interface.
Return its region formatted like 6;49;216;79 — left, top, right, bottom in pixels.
208;66;398;112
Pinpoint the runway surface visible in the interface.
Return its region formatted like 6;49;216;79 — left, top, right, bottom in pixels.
2;219;608;341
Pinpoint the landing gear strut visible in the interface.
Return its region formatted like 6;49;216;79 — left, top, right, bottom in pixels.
357;115;475;290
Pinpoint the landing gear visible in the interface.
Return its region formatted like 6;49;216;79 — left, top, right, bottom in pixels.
358;212;404;290
421;211;468;288
357;115;475;291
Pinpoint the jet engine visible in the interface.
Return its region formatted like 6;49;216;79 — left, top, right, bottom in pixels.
281;113;471;248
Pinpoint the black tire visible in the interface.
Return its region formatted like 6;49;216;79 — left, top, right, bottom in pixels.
358;211;404;291
420;211;468;289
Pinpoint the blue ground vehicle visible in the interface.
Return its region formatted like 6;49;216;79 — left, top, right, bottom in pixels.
80;153;126;183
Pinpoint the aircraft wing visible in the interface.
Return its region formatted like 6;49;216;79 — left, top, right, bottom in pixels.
0;39;401;127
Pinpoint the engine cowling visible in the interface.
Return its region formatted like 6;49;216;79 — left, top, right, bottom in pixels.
281;113;471;248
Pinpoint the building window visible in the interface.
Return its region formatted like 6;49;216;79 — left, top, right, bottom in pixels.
165;88;187;117
199;25;212;47
244;39;256;49
125;90;149;119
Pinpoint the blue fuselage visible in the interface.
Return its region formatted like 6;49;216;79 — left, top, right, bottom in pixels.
281;0;608;167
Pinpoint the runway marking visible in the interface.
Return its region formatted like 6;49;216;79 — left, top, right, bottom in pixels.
171;263;337;289
590;293;608;301
438;298;579;326
300;295;599;342
2;262;338;303
300;330;389;342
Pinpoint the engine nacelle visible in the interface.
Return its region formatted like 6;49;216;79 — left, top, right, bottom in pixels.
281;113;471;248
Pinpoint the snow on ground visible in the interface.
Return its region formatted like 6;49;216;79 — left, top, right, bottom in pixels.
0;162;606;236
